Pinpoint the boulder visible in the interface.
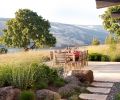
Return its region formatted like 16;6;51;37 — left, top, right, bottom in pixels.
58;83;86;98
36;89;61;100
72;70;94;83
64;75;81;85
0;86;21;100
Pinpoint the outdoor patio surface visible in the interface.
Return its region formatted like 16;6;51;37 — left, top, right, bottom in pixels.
84;62;120;82
79;62;120;100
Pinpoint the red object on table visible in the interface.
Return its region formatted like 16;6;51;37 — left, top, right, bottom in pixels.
73;51;81;61
73;51;80;57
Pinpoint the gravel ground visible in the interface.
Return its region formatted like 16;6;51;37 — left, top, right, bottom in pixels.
107;82;120;100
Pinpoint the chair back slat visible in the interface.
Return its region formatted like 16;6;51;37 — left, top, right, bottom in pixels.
54;53;66;64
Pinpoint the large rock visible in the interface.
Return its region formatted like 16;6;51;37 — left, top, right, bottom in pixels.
72;70;94;83
64;75;81;85
36;89;61;100
0;86;21;100
58;83;86;98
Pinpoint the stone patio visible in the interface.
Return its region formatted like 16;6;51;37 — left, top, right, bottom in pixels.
79;93;108;100
79;62;120;100
91;82;113;88
87;87;111;94
84;62;120;82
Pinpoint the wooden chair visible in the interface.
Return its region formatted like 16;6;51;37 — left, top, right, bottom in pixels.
82;50;88;66
54;53;67;65
53;52;77;72
79;50;88;67
50;51;53;60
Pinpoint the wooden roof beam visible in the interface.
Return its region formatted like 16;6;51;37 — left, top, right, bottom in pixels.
96;0;120;9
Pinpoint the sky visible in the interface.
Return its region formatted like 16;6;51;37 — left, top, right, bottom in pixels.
0;0;106;25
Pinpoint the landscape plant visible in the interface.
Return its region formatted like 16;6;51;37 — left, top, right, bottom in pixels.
115;93;120;100
105;34;117;44
88;53;110;61
19;91;35;100
111;55;120;62
101;5;120;36
0;9;56;51
0;63;65;90
0;47;7;54
91;37;100;45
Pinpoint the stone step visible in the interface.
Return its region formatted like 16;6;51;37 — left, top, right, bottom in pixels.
91;82;113;88
79;93;107;100
87;87;111;94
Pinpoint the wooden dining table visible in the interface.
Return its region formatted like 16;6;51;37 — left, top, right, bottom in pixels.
65;51;81;62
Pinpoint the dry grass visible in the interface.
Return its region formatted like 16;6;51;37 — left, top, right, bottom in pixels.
1;44;120;65
0;50;50;65
79;44;120;54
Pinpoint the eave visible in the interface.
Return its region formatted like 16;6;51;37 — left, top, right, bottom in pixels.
96;0;120;9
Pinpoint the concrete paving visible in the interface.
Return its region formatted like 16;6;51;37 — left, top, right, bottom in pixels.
79;93;108;100
84;62;120;82
79;62;120;100
91;82;114;88
87;87;111;94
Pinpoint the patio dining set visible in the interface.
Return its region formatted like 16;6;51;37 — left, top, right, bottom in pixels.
50;47;88;72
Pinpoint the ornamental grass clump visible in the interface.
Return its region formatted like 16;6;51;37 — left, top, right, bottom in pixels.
0;63;65;90
0;65;12;87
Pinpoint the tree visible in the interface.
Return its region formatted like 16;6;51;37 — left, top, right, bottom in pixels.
0;9;56;50
101;6;120;36
105;34;116;44
91;37;100;45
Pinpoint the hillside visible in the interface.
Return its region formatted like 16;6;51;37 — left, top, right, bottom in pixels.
0;18;109;47
50;22;109;47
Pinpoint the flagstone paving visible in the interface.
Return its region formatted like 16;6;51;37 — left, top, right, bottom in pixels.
79;93;108;100
87;87;111;94
91;82;114;88
79;82;113;100
79;62;120;100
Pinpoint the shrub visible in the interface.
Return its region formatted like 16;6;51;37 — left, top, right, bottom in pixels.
101;55;110;61
0;47;7;54
35;81;48;89
112;56;120;62
48;69;59;84
53;77;65;87
115;93;120;100
88;53;102;61
88;53;110;61
19;91;35;100
54;67;64;77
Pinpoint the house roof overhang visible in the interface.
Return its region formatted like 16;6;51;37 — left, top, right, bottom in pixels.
96;0;120;9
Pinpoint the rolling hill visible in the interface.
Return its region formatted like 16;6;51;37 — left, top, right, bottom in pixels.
50;22;109;47
0;18;109;47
